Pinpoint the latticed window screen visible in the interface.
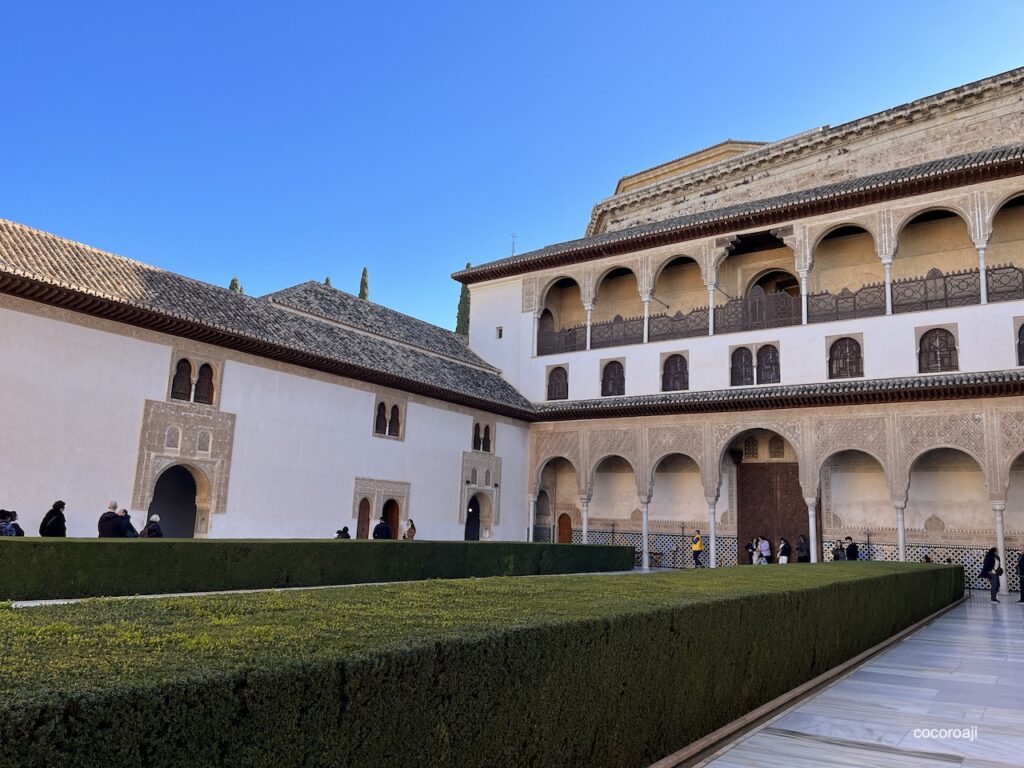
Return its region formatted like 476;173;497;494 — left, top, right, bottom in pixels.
829;337;863;379
768;435;785;458
547;367;568;400
197;430;211;453
170;359;192;401
730;348;754;386
918;328;958;373
601;361;625;396
661;354;688;391
756;345;780;384
743;435;758;459
165;426;180;450
194;364;215;405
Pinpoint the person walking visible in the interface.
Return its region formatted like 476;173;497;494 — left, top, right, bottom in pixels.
758;535;771;564
796;534;810;563
98;501;121;537
844;536;860;562
143;515;163;538
778;537;791;564
39;501;67;537
402;519;417;541
980;547;1002;603
372;515;392;540
691;530;704;568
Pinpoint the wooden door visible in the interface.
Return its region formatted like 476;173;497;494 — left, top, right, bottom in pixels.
557;513;572;543
356;498;371;539
736;463;816;563
383;500;400;539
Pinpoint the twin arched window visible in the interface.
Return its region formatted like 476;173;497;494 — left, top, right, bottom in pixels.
829;337;863;379
601;361;625;397
661;354;688;392
472;423;492;452
731;346;780;385
171;359;216;404
374;402;403;437
918;328;958;373
547;367;568;400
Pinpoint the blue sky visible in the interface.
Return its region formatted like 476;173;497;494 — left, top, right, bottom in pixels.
2;2;1022;328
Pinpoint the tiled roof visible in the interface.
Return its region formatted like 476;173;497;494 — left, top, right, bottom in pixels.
455;144;1024;283
534;370;1024;419
0;219;533;417
265;281;493;370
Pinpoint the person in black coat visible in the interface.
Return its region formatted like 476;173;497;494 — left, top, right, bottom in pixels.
844;536;860;561
980;547;1002;603
39;501;67;537
98;501;130;537
372;515;392;540
8;511;24;536
143;515;163;538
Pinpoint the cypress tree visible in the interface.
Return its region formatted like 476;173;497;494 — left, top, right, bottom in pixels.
455;262;471;336
358;267;369;300
324;275;332;287
228;276;244;295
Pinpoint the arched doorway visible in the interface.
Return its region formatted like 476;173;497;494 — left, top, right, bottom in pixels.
382;499;400;540
727;429;815;563
556;512;572;543
819;450;888;559
356;497;371;539
535;490;551;542
465;495;482;541
148;465;198;538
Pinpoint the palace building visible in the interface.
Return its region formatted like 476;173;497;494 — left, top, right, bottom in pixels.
2;67;1024;591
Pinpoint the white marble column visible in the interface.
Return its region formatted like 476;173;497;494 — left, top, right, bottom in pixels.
527;494;537;543
531;312;539;357
895;502;906;561
642;296;651;343
640;497;650;570
805;497;819;563
581;497;590;544
799;270;809;324
993;501;1008;595
707;497;718;568
881;259;894;315
584;304;593;350
707;283;716;336
977;243;989;304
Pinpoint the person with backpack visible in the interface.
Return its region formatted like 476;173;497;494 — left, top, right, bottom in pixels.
6;511;24;536
120;509;140;538
142;514;163;538
0;510;17;537
39;501;67;537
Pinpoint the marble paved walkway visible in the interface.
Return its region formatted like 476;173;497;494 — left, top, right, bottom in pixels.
700;596;1024;768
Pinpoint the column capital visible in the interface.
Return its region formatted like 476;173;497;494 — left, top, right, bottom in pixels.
803;497;818;507
991;500;1007;513
705;496;720;506
973;238;990;251
637;496;651;506
892;500;906;511
583;302;594;313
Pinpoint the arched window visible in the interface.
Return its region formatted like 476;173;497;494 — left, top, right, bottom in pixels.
388;405;401;437
473;423;482;451
538;309;555;333
194;363;215;404
374;403;388;435
756;345;780;384
485;470;491;486
170;359;192;401
829;337;863;379
165;426;180;450
471;468;478;485
601;361;625;397
547;367;568;400
661;354;688;392
768;435;785;459
1018;326;1024;366
197;430;211;454
482;425;491;452
918;329;958;373
730;348;753;386
743;435;758;459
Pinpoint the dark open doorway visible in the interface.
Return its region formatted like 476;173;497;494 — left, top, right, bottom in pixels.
148;465;198;538
465;495;482;541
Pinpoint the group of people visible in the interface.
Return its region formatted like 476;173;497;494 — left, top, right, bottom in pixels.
744;534;811;565
0;500;164;538
830;537;860;562
1;502;67;537
334;516;417;540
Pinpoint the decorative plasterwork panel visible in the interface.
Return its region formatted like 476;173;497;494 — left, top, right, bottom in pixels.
521;276;539;313
586;428;640;482
898;413;987;469
646;425;705;488
352;477;411;523
533;430;583;481
460;450;502;526
131;399;236;534
812;416;889;474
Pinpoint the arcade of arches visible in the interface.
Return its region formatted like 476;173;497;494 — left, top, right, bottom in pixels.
530;398;1024;588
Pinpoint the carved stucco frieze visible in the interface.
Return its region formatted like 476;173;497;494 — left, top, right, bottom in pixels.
586;428;640;485
812;416;889;472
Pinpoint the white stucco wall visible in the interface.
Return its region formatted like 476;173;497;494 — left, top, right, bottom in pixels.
0;302;530;541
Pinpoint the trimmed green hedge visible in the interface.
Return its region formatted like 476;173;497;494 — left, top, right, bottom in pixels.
0;539;634;601
0;563;961;768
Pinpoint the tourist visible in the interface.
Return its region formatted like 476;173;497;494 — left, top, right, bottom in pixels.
980;547;1002;603
845;536;859;561
923;554;933;563
403;519;417;541
97;501;122;537
39;501;67;537
372;514;392;540
758;535;771;564
6;511;25;536
691;529;704;567
745;538;757;564
832;541;846;561
335;527;351;539
796;534;810;563
778;537;790;564
121;509;140;538
0;510;16;537
143;515;163;538
1018;550;1024;603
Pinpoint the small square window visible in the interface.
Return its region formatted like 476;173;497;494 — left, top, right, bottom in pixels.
495;326;503;339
